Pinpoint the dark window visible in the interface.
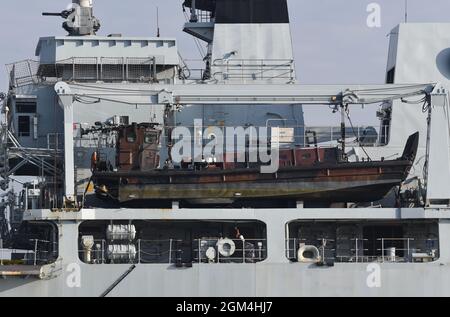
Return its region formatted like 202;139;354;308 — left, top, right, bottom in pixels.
16;101;37;113
215;0;289;24
120;116;130;125
386;67;396;84
144;132;158;144
126;129;137;143
18;116;31;137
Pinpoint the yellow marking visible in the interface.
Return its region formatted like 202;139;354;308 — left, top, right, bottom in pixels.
86;182;95;193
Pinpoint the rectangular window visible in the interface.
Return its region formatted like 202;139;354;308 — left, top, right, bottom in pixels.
215;0;290;24
120;116;130;125
16;101;37;113
18;116;31;137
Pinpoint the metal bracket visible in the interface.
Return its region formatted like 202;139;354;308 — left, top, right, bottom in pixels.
55;82;72;96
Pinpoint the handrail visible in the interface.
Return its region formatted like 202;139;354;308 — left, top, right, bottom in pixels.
212;58;295;82
0;240;58;266
7;57;159;84
286;238;439;264
193;238;267;264
80;238;267;265
180;58;296;82
153;125;389;147
5;60;40;88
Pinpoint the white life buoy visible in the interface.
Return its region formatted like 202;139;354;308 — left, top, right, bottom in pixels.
298;245;321;263
217;238;236;258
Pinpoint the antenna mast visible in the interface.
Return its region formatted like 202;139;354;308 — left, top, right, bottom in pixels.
405;0;408;23
157;7;160;37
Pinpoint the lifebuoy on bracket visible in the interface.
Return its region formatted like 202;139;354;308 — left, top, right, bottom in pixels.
217;238;236;258
297;245;322;263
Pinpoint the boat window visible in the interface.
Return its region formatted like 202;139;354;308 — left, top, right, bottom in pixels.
144;132;158;144
126;129;137;143
78;220;267;265
18;116;31;137
120;116;130;125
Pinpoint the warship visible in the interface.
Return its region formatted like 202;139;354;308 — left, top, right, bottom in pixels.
1;0;450;297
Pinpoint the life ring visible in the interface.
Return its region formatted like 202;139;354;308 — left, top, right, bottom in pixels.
297;245;321;263
217;238;236;258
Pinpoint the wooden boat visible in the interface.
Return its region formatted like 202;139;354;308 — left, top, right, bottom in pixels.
91;124;419;205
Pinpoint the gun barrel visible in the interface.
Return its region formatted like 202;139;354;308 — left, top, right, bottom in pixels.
42;12;63;17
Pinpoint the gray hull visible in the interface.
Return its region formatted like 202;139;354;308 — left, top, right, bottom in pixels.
1;207;449;297
1;262;449;297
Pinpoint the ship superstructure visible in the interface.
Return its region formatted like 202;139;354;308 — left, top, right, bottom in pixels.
1;0;450;296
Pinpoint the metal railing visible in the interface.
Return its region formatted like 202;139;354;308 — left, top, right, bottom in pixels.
138;239;184;264
193;238;267;264
285;238;335;262
158;125;389;148
9;57;159;84
180;58;296;82
5;60;40;88
80;239;184;265
189;9;212;23
178;58;208;81
377;238;439;263
212;59;295;82
0;239;58;266
47;57;158;83
47;133;64;150
286;238;439;264
28;239;58;266
80;238;267;265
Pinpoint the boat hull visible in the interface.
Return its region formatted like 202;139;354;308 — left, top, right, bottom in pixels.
93;160;412;204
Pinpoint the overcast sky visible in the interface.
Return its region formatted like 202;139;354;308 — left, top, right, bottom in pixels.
1;0;450;124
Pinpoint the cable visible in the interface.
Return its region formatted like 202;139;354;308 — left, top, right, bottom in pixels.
422;98;431;113
344;107;372;161
183;11;206;59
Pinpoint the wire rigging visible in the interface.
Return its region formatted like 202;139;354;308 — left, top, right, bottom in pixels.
182;9;206;59
344;107;372;161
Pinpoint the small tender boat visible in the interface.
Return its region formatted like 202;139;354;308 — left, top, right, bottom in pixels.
91;124;419;205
